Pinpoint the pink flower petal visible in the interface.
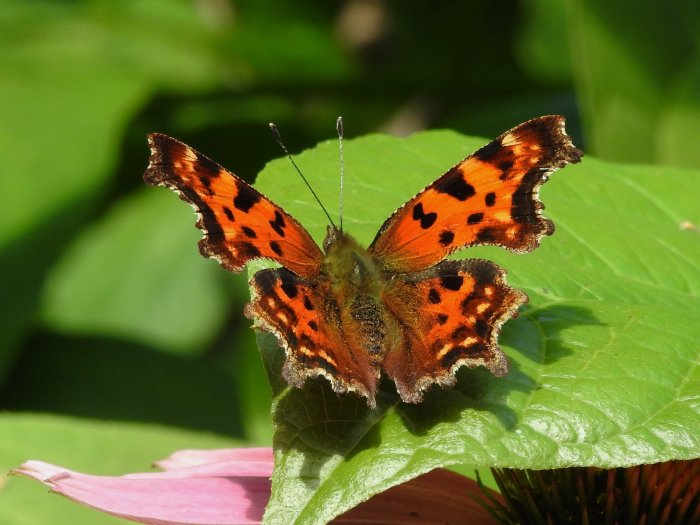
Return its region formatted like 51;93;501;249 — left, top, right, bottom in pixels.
12;457;270;525
155;448;273;471
12;453;502;524
126;460;272;480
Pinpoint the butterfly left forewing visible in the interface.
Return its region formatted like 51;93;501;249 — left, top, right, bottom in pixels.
369;115;582;273
144;133;324;277
381;259;526;403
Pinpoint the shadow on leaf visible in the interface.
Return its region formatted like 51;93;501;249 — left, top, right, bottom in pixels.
260;300;604;481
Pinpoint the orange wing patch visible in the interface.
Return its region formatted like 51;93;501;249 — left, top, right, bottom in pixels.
369;115;582;273
381;259;526;403
144;134;324;278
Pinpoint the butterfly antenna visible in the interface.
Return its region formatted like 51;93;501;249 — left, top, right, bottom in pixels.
269;123;337;229
336;116;344;232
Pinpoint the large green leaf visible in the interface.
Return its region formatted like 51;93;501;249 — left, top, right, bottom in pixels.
247;129;699;524
0;414;237;525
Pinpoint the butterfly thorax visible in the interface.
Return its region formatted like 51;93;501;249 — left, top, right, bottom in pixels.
320;225;387;357
321;226;384;291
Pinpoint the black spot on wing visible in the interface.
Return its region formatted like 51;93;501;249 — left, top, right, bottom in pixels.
473;137;514;168
475;318;489;338
439;230;455;246
235;241;261;259
233;184;261;213
269;240;283;256
412;203;437;229
281;281;298;299
440;342;488;368
476;227;497;243
269;211;286;237
472;138;502;163
467;213;484;225
199;174;214;194
440;274;463;291
428;288;441;304
439;346;463;368
499;160;514;172
242;226;257;238
485;192;496;207
223;207;235;221
434;168;475;201
436;313;448;325
303;296;314;311
180;188;223;239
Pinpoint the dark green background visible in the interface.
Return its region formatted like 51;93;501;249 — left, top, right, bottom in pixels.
1;1;699;523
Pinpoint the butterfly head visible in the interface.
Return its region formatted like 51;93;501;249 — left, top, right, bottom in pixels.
322;224;341;253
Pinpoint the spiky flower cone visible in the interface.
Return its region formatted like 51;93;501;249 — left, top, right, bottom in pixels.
478;460;699;524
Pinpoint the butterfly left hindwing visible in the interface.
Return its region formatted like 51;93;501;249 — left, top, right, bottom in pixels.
246;267;381;406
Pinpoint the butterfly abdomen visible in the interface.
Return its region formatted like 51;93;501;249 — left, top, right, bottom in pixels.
349;295;386;357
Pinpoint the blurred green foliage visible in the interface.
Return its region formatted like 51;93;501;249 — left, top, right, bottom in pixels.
1;1;699;524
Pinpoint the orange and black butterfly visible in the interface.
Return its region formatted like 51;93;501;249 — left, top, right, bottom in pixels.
144;116;582;407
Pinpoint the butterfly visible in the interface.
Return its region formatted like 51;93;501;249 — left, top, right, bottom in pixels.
144;115;582;408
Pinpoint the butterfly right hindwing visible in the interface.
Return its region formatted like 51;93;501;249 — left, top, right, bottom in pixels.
380;259;527;403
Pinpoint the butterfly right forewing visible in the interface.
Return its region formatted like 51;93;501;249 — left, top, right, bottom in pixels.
369;115;582;273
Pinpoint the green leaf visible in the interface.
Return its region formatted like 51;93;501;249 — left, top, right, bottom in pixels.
40;189;239;353
0;413;237;525
249;130;699;524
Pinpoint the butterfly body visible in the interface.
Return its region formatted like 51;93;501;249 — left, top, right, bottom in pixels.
144;116;582;408
321;228;388;358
